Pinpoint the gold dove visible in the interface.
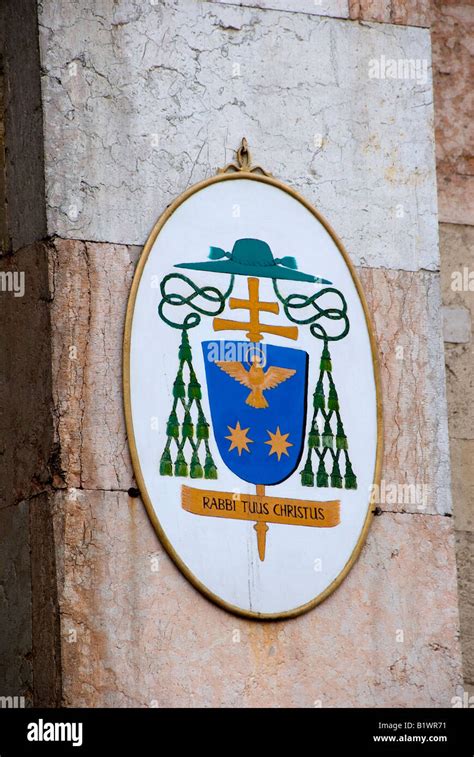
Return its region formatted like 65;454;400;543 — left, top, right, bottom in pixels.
215;357;296;409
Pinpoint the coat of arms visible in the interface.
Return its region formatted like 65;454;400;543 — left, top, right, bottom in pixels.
125;140;380;618
158;234;356;560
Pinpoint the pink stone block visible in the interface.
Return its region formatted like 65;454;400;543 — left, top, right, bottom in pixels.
53;489;462;708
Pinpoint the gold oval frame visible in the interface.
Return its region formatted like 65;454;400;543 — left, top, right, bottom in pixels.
123;169;383;621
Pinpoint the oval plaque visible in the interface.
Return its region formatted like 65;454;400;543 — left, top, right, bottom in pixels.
124;143;382;619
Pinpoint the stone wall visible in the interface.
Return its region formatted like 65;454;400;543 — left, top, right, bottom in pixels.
28;0;462;706
0;0;468;707
0;0;53;706
440;225;474;697
432;0;474;699
36;235;459;706
0;0;46;252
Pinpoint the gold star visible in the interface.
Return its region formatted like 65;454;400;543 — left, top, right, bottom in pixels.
265;427;293;461
226;422;253;456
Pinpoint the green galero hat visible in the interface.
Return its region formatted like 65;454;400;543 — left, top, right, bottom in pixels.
174;238;332;284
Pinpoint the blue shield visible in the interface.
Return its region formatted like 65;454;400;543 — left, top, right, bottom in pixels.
202;340;308;486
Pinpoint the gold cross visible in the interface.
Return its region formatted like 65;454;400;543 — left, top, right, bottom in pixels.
213;277;298;342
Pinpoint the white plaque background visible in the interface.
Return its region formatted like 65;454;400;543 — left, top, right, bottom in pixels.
128;178;378;616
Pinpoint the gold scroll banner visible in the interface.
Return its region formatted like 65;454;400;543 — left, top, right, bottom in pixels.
181;485;340;528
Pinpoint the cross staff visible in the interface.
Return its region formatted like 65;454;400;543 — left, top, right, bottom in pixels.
213;276;298;560
213;277;298;342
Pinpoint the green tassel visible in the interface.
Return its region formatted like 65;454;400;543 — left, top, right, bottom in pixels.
301;460;314;487
190;452;203;479
336;419;347;449
174;451;188;477
196;415;209;440
331;459;343;488
320;344;332;372
182;411;193;439
328;385;339;411
322;419;333;449
308;428;320;448
313;381;325;410
159;449;173;476
316;458;329;488
178;331;192;362
188;373;202;400
344;460;357;490
204;454;217;480
166;410;179;439
173;372;185;399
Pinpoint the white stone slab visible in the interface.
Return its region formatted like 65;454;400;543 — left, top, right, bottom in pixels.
39;0;438;271
214;0;349;19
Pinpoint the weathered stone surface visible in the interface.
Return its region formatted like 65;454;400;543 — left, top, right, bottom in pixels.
442;305;471;344
450;438;474;533
0;243;53;509
53;488;462;707
38;1;438;271
444;340;474;437
0;500;32;701
440;224;474;440
30;493;62;706
359;267;452;515
50;239;139;490
349;0;430;27
455;530;474;686
432;3;474;225
440;223;474;693
0;0;46;253
440;224;474;317
216;0;349;18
